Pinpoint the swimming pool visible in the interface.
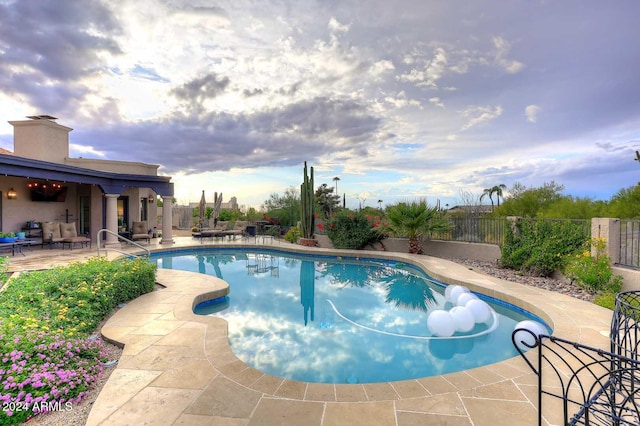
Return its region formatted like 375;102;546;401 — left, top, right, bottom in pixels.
152;248;548;384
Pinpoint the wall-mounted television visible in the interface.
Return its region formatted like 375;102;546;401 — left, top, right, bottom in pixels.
29;184;68;202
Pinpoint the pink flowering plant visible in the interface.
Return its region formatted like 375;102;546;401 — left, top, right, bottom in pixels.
0;257;156;424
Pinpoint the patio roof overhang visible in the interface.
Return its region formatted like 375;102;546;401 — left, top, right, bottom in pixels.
0;153;174;197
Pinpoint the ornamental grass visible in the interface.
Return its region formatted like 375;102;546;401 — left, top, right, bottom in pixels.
0;256;156;424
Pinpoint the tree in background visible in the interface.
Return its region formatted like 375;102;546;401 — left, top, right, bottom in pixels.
381;199;450;254
315;183;341;218
537;196;609;219
261;186;301;227
480;184;507;211
496;181;565;217
607;184;640;219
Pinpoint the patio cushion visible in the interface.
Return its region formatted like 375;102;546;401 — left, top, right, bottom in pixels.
132;221;147;235
60;222;78;238
42;222;61;239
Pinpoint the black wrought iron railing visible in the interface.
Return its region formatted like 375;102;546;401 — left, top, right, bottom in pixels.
431;216;508;244
513;290;640;425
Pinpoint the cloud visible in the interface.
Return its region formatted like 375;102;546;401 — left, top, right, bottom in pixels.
525;105;541;123
398;47;448;88
460;105;503;131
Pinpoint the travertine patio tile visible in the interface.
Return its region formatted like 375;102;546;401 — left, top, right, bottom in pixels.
441;371;483;390
105;312;162;327
274;379;307;399
248;398;324;426
100;386;199;425
120;334;163;356
362;383;399;400
117;345;201;370
465;364;508;384
458;380;527;400
462;397;537;426
232;367;266;387
174;414;248;425
395;393;467;416
186;376;261;418
335;384;368;402
216;358;250;377
304;383;335;401
396;411;472;426
323;401;396;426
250;374;284;395
85;369;163;425
101;325;137;342
128;318;185;335
391;379;429;398
155;326;206;347
417;375;457;394
151;357;216;389
132;303;175;314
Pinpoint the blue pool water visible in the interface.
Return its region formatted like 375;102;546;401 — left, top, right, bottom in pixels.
152;248;547;384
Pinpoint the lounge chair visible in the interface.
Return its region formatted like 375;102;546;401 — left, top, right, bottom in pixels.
201;221;229;241
131;221;150;244
222;220;249;239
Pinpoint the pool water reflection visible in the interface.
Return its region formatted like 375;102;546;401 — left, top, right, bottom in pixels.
153;249;545;384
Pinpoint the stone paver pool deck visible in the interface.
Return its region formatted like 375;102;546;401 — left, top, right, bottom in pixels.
6;236;613;425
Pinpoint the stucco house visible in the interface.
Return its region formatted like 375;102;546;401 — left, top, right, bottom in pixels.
0;115;175;246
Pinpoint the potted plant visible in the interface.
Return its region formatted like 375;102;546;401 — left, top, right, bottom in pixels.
0;232;17;243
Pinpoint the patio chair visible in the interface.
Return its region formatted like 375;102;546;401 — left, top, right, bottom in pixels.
41;221;65;249
60;222;91;250
131;221;150;244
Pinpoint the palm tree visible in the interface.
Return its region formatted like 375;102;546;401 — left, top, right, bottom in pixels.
333;176;340;194
480;184;507;211
381;199;450;254
493;184;507;207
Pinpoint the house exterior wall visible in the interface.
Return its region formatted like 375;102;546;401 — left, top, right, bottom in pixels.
0;175;81;233
1;117;169;240
10;119;71;163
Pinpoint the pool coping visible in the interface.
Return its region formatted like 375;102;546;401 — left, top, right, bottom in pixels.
87;241;614;425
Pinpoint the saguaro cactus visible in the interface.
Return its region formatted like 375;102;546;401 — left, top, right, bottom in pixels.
300;161;315;239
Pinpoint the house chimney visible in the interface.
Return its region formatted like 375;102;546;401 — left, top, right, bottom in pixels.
9;116;72;164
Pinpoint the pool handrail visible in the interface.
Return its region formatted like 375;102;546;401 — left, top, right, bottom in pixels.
96;228;150;258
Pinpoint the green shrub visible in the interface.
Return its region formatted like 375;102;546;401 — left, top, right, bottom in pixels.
594;292;616;310
0;257;156;424
284;226;301;243
326;211;382;250
563;237;623;294
500;219;588;276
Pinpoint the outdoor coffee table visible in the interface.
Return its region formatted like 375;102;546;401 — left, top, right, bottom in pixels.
0;239;36;256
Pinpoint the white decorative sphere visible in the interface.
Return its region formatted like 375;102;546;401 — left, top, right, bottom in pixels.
465;299;492;323
450;306;475;333
444;285;459;302
456;292;478;306
427;310;456;337
449;286;469;304
513;320;547;350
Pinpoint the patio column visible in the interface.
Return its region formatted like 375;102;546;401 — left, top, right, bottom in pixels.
160;195;174;245
104;194;120;247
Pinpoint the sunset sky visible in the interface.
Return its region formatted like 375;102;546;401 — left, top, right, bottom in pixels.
1;0;638;210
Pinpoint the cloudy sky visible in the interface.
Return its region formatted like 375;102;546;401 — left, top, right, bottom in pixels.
1;0;639;210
